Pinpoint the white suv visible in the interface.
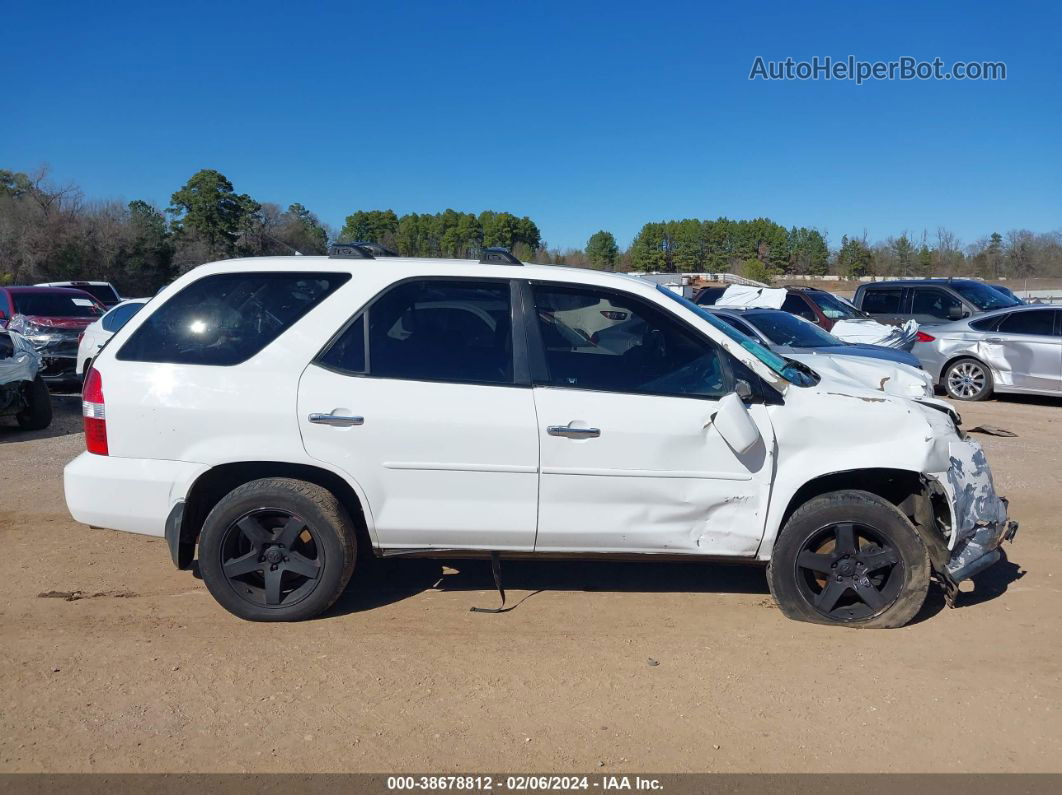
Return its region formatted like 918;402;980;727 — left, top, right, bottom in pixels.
64;251;1017;626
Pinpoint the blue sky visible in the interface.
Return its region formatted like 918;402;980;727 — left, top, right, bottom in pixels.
4;0;1060;250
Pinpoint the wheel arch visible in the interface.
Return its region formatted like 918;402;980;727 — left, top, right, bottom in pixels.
767;467;952;570
175;461;373;569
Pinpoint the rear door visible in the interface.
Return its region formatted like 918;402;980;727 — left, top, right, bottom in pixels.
991;309;1062;392
298;278;540;551
526;281;775;557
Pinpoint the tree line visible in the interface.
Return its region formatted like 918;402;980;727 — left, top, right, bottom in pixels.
0;167;329;295
340;209;541;261
2;165;1060;296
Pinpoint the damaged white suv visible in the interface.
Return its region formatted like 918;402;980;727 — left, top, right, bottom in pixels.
64;250;1018;626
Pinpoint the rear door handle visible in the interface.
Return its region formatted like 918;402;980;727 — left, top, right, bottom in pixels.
547;424;601;439
308;412;364;427
984;337;1005;343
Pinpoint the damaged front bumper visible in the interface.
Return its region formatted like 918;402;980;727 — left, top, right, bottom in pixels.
935;439;1019;600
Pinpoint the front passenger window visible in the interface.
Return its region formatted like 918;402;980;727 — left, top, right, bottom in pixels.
912;289;962;320
532;285;730;399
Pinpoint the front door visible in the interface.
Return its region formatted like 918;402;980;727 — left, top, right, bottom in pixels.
527;282;775;556
298;278;540;550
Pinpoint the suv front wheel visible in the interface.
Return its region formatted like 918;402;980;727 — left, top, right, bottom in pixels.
767;490;930;628
198;478;357;621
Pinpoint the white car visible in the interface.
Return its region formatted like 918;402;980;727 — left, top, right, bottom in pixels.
75;299;148;376
63;252;1017;627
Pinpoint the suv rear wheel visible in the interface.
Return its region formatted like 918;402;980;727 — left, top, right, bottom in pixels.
767;490;930;628
943;357;993;401
198;477;357;621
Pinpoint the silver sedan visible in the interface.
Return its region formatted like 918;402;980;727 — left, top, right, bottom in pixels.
913;304;1061;400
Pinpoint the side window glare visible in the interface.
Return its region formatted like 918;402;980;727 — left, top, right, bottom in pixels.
118;272;350;366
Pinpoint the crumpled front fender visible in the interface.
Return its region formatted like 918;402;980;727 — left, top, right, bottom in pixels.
929;438;1018;584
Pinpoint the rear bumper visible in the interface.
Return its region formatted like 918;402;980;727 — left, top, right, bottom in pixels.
64;452;205;537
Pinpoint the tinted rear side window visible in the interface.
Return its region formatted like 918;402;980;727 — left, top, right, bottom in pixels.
118;272;349;365
101;302;145;333
781;294;816;321
861;288;903;314
997;309;1057;336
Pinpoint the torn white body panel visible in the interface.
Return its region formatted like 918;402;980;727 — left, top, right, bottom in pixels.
715;284;787;309
759;386;950;561
0;330;41;385
757;369;1014;584
786;353;933;399
830;318;919;351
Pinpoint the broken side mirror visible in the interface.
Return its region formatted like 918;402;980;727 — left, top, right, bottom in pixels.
712;392;762;454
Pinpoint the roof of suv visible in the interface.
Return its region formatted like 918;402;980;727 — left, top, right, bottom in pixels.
184;255;656;291
858;278;986;288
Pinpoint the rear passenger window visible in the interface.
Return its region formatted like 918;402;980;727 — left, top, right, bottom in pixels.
101;302;144;333
861;288;903;314
118;272;349;365
998;310;1056;336
781;294;816;321
318;280;514;385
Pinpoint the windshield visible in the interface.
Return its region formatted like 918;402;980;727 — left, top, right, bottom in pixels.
656;285;817;386
745;311;841;348
954;282;1021;311
13;293;103;318
807;290;866;320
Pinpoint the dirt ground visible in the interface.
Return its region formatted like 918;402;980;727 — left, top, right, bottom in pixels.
0;391;1060;774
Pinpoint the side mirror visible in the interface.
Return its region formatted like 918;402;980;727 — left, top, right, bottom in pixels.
947;305;963;321
712;392;762;454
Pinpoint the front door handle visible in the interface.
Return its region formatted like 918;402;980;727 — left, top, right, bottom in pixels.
547;424;601;439
308;412;364;427
984;337;1005;343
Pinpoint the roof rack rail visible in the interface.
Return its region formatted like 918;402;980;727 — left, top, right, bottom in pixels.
351;241;398;257
328;242;374;259
479;247;522;265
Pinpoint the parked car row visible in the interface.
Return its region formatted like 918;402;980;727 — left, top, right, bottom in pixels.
0;282;146;395
694;279;1060;401
62;252;1017;629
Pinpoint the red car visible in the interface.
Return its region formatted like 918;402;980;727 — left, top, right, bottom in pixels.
0;286;106;386
695;284;870;332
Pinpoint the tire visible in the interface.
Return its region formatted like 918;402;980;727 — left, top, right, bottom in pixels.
197;477;357;622
767;490;930;629
943;357;993;401
16;375;53;430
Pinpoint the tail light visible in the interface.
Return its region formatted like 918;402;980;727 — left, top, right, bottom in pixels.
915;331;936;343
82;368;108;455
